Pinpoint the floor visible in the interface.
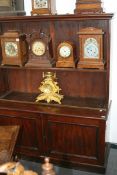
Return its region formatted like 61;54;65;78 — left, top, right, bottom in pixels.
20;147;117;175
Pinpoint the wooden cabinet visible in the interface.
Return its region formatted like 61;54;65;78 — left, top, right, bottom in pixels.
44;114;106;167
0;13;113;173
0;109;44;158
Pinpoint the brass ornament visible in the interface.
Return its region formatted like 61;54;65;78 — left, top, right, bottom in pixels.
36;72;63;104
0;162;38;175
41;157;56;175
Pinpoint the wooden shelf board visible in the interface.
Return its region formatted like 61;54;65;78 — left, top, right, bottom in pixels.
0;91;107;110
0;65;107;73
0;13;113;23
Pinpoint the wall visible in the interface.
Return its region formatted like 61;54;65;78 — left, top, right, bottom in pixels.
24;0;117;144
103;0;117;144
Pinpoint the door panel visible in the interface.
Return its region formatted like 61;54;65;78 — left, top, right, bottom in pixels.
0;111;43;158
45;115;106;165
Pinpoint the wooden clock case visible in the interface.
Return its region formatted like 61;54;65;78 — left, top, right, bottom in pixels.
25;31;54;67
56;41;75;68
0;13;113;174
74;0;103;14
31;0;56;15
0;30;28;66
77;27;104;69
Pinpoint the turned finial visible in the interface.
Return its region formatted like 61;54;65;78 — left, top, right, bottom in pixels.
41;157;56;175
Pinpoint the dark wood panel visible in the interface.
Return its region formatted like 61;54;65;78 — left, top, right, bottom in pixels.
0;99;107;119
1;21;50;34
0;112;44;157
0;69;9;93
0;91;106;109
45;115;106;165
5;69;106;98
47;122;99;158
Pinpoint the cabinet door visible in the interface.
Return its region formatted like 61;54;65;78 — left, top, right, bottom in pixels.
0;110;44;158
44;115;106;167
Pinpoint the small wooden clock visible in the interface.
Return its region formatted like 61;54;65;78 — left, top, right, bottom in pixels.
25;31;54;67
56;42;75;68
77;27;104;69
74;0;103;14
31;0;56;15
0;30;28;66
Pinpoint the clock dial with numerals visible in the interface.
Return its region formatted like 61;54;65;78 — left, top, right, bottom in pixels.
34;0;48;9
5;42;18;57
84;38;99;59
32;40;46;56
59;45;71;58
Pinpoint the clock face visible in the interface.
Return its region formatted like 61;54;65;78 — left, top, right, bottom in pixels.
34;0;48;9
59;45;71;58
42;84;53;94
84;38;99;59
32;41;46;56
5;42;18;57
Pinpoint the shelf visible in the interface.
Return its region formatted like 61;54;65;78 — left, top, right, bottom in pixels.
0;65;107;73
0;91;107;110
0;13;113;22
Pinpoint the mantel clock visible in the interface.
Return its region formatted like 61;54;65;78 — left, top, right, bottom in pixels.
31;0;56;15
0;30;28;66
56;41;75;68
74;0;103;14
77;27;104;69
25;31;54;67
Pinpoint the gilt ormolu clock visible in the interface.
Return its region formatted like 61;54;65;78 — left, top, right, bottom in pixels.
31;0;56;15
56;42;75;68
74;0;103;14
0;30;28;66
25;31;54;67
77;27;104;69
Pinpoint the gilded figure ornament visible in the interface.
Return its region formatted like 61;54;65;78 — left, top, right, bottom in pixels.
36;72;63;104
